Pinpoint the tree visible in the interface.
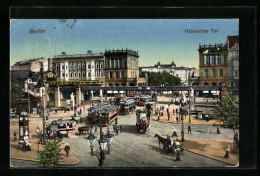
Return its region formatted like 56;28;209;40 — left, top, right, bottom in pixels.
37;141;62;168
11;76;23;103
213;91;239;128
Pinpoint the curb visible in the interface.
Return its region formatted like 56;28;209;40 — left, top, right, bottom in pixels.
185;149;236;166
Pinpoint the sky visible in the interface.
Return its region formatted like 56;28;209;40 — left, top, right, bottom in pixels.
10;19;238;69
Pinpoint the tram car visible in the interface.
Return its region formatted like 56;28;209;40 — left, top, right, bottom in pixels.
46;119;76;138
100;105;118;126
136;109;150;133
138;95;152;106
86;103;109;123
118;99;136;115
113;94;127;105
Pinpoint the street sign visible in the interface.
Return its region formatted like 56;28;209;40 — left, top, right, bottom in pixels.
66;100;71;105
50;125;58;132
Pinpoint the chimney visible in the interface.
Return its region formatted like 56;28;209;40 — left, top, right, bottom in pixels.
48;58;51;71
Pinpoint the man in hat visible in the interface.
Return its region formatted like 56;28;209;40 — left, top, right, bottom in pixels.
224;145;230;158
188;123;192;134
172;127;178;137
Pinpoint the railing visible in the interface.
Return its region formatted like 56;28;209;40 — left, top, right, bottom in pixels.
199;43;227;49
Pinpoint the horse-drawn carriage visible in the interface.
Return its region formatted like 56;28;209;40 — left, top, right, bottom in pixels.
136;109;150;133
154;134;185;155
78;125;93;135
118;99;136;115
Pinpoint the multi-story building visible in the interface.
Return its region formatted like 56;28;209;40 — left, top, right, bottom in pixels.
227;36;239;89
140;61;176;75
52;50;105;84
187;67;200;85
198;43;228;86
11;57;52;72
104;49;140;86
174;67;187;85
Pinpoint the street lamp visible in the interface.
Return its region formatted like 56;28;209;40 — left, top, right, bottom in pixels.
105;129;114;154
86;129;97;155
98;134;108;167
181;111;184;142
35;127;40;151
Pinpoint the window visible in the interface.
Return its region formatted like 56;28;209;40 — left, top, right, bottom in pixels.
62;65;65;70
88;64;91;69
211;55;216;64
96;71;99;77
74;63;76;69
211;69;215;77
36;88;39;93
56;64;59;70
111;59;114;68
100;71;103;77
115;71;118;78
109;72;113;79
115;59;118;68
206;55;210;65
82;63;85;69
74;72;77;77
235;71;238;77
96;63;99;69
82;72;85;77
42;89;44;93
217;55;221;64
119;59;122;68
78;72;81;77
100;63;103;69
70;72;73;77
62;73;65;77
69;63;72;70
78;63;81;69
204;69;208;77
88;72;91;77
219;69;223;77
66;73;68;77
120;71;124;78
66;65;67;69
131;59;135;68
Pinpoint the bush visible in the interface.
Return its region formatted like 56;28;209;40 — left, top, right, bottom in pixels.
37;141;62;168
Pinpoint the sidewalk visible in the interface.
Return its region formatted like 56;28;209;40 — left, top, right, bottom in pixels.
160;135;239;166
10;122;79;166
151;103;222;125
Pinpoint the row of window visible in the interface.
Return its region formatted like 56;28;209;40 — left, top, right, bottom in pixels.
131;71;137;78
204;68;223;77
61;71;104;78
56;62;103;71
204;54;221;65
108;71;124;79
110;59;123;68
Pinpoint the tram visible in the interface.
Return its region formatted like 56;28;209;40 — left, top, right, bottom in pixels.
100;105;118;126
138;95;152;106
86;103;109;123
118;99;136;115
136;109;150;133
47;80;102;87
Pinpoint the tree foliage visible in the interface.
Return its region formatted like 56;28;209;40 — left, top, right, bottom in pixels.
11;76;23;103
213;91;239;128
37;141;62;168
140;71;181;86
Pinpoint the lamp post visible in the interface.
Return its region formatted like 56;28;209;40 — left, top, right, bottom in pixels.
181;111;184;142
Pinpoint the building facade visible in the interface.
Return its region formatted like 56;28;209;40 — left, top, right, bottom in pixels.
104;49;140;86
198;43;228;86
12;57;52;72
187;67;200;85
140;61;176;75
227;36;239;89
52;50;105;84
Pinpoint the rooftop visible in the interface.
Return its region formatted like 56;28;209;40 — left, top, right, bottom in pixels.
54;52;104;59
228;36;239;48
199;43;227;49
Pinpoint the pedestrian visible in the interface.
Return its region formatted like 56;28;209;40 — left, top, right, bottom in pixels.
166;134;171;146
224;145;230;158
80;109;82;115
129;111;132;118
157;112;160;121
55;109;58;114
168;112;170;121
173;109;175;115
120;124;122;133
176;115;178;123
172;127;178;137
39;132;43;144
167;108;169;114
217;125;220;134
115;117;118;125
176;108;178;115
80;116;82;124
113;123;116;132
94;126;98;135
116;125;119;135
13;131;17;142
188;123;192;134
25;140;31;151
176;148;181;161
64;143;70;157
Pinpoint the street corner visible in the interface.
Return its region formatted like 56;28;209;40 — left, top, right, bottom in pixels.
60;150;80;165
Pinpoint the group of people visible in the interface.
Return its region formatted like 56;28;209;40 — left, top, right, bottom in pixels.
171;124;192;137
113;123;123;135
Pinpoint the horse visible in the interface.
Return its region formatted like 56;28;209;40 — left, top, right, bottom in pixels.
154;133;167;149
78;125;93;135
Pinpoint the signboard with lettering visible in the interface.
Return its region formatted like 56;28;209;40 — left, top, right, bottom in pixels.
66;100;71;105
50;125;58;132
